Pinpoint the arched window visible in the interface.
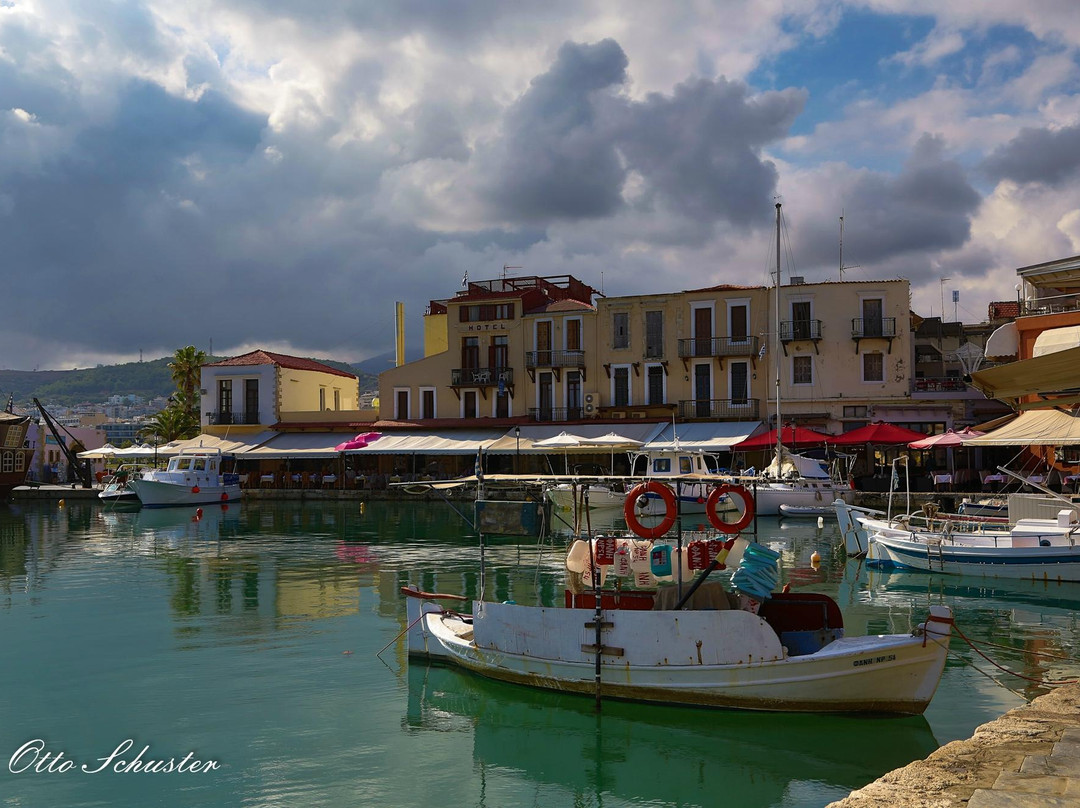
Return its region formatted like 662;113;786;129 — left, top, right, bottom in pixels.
1;452;12;473
15;451;25;472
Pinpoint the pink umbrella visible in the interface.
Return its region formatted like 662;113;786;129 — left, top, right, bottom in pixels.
907;427;984;449
334;431;381;452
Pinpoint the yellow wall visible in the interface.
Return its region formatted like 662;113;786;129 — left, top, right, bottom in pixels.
278;368;360;412
424;312;448;357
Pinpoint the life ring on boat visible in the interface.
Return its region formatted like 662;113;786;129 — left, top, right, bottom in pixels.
623;481;677;539
705;484;755;534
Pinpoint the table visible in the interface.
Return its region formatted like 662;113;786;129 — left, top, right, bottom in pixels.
259;474;275;487
322;474;337;487
932;473;953;487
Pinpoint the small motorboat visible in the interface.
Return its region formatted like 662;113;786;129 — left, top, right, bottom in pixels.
128;450;241;508
778;503;834;518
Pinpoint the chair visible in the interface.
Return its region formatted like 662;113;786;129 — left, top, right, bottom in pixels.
290;473;302;489
322;474;337;488
932;473;953;492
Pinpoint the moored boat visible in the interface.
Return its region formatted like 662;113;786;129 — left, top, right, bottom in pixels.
0;412;33;498
127;450;241;508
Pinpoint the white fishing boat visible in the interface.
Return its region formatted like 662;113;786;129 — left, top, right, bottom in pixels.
404;580;953;714
755;452;853;516
127;450;242;508
403;484;954;715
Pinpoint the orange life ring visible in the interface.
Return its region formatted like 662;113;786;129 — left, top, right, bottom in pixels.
623;481;677;539
705;484;755;533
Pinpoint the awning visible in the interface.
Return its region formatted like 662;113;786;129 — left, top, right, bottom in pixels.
1033;325;1080;357
969;346;1080;402
644;421;763;451
344;429;505;455
984;321;1018;361
485;422;665;454
244;432;355;459
169;431;277;455
964;409;1080;446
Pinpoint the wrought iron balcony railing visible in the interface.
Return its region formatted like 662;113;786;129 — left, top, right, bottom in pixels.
677;335;760;359
677;398;760;420
450;367;514;387
851;317;897;339
208;411;260;426
779;320;822;341
527;407;584;422
525;350;585;369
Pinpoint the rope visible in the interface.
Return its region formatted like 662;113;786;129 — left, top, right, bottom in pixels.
948;618;1079;687
376;609;437;660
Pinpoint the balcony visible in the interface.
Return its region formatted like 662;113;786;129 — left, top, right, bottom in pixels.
526;349;585;369
450;367;513;387
528;407;584;422
677;335;760;360
851;317;897;353
208;411;260;426
677;398;760;420
779;320;822;342
913;377;970;393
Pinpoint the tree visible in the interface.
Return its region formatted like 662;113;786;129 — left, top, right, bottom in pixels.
168;345;207;422
141;406;199;443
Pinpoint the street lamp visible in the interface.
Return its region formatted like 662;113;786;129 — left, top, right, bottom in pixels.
515;426;520;474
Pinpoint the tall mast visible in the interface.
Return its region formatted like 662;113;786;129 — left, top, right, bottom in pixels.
774;202;782;462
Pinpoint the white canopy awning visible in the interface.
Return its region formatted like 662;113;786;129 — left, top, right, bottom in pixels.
243;432;349;459
168;431;278;455
484;422;665;454
343;429;504;455
963;409;1080;446
644;421;764;451
984;321;1018;361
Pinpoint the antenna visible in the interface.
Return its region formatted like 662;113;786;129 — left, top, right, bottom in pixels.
839;210;859;280
501;265;521;285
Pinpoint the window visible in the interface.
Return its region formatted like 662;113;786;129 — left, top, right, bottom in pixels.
395;389;409;420
645;311;663;358
791;301;812;340
459;303;515;322
863;353;884;382
843;405;868;418
652;458;671;473
319;388;326;410
679;456;692;474
613;312;629;349
646;364;665;405
14;451;24;472
421;388;436;419
793;355;812;385
539;372;554;417
694;363;711;417
1;452;11;473
491;335;509;369
333;389;340;410
463;391;477;418
613;366;630;406
245;379;259;422
862;298;884;337
461;337;480;368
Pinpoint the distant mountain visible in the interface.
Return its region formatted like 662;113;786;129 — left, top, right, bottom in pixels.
353;348;424;376
0;356;378;408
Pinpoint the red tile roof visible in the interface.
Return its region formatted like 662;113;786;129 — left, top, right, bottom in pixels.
205;350;357;379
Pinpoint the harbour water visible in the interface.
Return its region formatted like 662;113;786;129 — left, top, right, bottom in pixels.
2;499;1079;808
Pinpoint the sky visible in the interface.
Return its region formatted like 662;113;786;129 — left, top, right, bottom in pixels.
2;1;1080;372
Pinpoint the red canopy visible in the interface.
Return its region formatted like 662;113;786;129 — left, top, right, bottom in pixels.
829;422;928;446
731;425;831;451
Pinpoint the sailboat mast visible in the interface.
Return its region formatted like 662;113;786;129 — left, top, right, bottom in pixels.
774;202;782;463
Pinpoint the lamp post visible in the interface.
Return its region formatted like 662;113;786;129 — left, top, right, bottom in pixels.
515;426;520;474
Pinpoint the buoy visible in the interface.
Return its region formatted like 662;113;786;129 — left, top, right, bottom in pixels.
817;516;824;528
58;499;65;508
191;485;200;494
811;550;821;566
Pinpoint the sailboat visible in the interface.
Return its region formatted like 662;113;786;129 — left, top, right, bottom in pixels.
751;203;854;516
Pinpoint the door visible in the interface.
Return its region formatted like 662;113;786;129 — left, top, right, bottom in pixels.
539;372;553;419
694;364;711;418
491;335;509;371
244;379;259;424
567;371;582;419
462;337;480;368
730;304;748;343
792;301;811;340
730;361;748;405
647;365;664;405
566;319;581;352
862;298;883;337
694;308;712;356
218;380;233;424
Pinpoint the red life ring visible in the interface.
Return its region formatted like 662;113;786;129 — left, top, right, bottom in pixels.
705;484;755;534
623;481;677;539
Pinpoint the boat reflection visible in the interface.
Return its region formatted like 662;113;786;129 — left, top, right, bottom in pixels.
404;663;939;808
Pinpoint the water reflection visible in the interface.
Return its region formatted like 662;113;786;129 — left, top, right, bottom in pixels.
405;663;939;808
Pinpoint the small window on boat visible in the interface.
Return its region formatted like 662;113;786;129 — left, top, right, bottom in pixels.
653;459;671;473
679;457;692;474
176;459;191;470
192;459;206;471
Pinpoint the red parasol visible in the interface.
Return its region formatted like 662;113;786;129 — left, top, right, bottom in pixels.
907;427;985;449
829;422;928;447
731;425;831;451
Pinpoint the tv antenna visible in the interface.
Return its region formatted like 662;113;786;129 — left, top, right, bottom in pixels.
839;211;860;281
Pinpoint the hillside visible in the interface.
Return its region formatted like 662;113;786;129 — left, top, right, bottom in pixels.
0;357;379;408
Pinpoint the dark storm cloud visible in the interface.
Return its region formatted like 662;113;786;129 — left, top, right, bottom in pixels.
617;77;804;226
980;124;1080;187
480;39;630;221
797;135;981;274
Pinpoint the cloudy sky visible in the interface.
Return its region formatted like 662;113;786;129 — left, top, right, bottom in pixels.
2;1;1079;371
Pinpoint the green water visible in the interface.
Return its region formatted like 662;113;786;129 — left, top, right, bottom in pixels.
1;499;1078;808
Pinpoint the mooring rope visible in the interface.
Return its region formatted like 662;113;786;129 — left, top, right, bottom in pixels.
936;618;1080;687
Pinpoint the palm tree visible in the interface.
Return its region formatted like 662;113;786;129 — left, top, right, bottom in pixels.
141;406;200;443
168;345;207;420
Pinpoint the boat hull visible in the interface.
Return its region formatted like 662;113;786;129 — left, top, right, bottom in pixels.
755;483;852;516
869;533;1080;582
128;478;241;508
406;598;950;714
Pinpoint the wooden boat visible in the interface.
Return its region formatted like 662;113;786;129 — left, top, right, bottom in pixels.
127;450;241;508
0;412;33;498
778;502;835;517
403;486;953;715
